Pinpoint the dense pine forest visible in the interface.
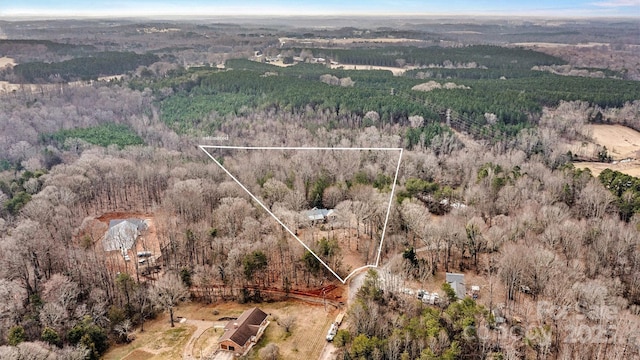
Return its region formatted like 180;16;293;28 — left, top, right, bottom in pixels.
125;46;640;140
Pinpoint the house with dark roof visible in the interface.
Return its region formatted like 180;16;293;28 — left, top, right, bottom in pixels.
218;307;269;355
102;219;148;254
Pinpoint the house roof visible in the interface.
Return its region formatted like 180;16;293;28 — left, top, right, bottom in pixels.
102;219;148;252
304;207;334;221
446;272;466;299
219;307;268;347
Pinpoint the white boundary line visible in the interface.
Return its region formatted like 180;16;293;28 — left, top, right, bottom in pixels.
199;145;403;284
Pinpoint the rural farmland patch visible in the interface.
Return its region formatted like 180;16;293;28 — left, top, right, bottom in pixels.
572;124;640;177
587;124;640;160
0;56;15;68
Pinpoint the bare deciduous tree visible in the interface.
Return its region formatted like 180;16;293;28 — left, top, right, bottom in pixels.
150;272;190;327
576;179;614;218
278;315;296;333
259;343;280;360
499;244;526;303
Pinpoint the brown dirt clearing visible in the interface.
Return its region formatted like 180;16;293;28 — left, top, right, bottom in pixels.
279;37;426;45
0;56;15;68
512;42;610;48
587;124;640;160
329;63;417;75
570;124;640;177
574;160;640;177
93;212;162;279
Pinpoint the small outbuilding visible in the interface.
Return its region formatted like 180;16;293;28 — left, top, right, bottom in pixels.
218;307;269;356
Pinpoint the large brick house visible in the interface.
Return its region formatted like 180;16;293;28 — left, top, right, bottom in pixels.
218;307;269;356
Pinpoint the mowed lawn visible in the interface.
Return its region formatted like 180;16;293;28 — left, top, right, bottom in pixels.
104;301;336;360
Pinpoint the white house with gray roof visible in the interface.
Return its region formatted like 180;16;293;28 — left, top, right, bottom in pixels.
102;219;148;253
304;207;335;222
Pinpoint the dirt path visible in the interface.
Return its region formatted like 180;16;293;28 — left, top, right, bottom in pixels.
318;341;337;360
182;319;217;360
317;268;368;360
347;271;366;307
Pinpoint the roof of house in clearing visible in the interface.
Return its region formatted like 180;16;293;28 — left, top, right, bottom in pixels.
446;272;466;300
102;219;148;252
304;207;335;221
219;307;268;347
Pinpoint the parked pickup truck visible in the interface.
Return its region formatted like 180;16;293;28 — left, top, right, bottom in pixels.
326;323;338;341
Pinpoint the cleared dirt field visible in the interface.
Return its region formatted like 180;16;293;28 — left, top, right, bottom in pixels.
104;301;335;360
329;63;416;75
574;160;640;177
260;57;416;75
279;37;426;45
0;56;15;68
512;42;610;48
587;124;640;160
571;124;640;177
0;72;121;94
0;80;87;94
0;80;20;93
94;212;162;279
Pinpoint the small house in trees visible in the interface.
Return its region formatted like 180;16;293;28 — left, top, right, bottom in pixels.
218;307;269;355
446;272;466;300
102;219;148;257
304;207;335;223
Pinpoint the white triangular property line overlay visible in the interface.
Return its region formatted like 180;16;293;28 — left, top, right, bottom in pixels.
199;145;404;284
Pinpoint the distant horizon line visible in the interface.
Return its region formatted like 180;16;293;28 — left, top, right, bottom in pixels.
2;13;639;20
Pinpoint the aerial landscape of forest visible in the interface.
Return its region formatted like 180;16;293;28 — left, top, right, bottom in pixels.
0;1;639;359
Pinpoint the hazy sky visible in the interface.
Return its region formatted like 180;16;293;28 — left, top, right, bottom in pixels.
1;0;639;17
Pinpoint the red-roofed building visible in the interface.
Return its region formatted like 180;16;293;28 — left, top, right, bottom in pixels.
218;307;269;356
